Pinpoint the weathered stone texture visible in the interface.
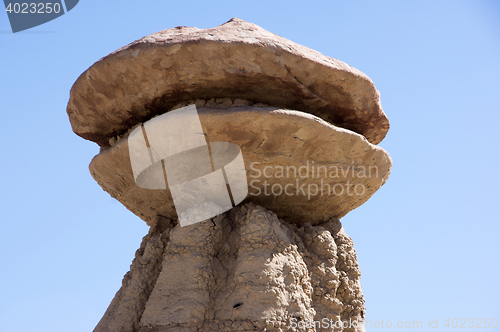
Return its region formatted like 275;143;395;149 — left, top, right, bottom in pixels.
95;204;365;332
67;18;389;146
89;102;391;225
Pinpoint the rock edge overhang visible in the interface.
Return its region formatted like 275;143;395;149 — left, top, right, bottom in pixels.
67;18;389;147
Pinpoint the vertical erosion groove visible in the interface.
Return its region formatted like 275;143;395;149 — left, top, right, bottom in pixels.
95;204;365;332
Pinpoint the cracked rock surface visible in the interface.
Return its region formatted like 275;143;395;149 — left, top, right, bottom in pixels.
95;203;365;332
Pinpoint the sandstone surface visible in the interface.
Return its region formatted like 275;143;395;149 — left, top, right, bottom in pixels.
67;18;389;146
90;102;391;225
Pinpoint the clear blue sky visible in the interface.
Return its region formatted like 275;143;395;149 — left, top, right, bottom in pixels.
1;1;499;331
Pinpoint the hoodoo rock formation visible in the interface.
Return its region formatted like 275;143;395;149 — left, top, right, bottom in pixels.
68;18;392;332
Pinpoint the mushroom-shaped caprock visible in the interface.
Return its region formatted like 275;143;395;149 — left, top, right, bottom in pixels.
68;19;392;332
68;18;389;147
68;18;391;226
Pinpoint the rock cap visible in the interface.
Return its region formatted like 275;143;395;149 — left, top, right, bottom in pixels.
67;18;389;146
89;105;391;225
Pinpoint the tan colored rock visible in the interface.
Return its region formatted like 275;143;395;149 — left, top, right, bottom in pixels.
89;103;391;225
66;18;392;332
67;17;389;146
95;203;365;332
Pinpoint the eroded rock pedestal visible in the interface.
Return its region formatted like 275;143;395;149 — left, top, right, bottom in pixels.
96;204;365;332
66;18;392;332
